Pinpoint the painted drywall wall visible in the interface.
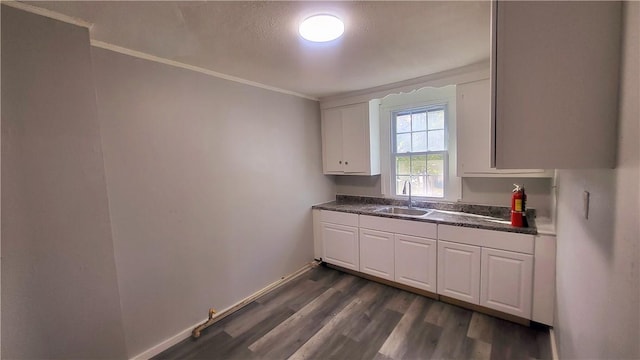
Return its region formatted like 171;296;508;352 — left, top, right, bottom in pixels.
1;6;127;358
336;176;553;216
90;47;334;356
335;175;383;197
554;2;639;358
461;177;553;217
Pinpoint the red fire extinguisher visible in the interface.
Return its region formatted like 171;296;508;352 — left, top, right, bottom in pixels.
511;184;528;227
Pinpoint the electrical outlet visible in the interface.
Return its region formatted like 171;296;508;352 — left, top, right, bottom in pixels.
583;191;590;219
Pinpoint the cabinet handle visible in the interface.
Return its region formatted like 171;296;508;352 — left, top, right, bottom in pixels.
339;161;342;164
345;161;348;165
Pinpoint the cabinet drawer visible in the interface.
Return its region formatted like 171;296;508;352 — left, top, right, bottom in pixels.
320;210;359;227
359;215;437;239
438;224;534;254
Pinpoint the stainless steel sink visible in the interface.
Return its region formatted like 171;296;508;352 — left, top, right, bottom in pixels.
375;207;432;217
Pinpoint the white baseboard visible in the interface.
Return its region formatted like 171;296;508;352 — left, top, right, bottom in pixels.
550;328;559;360
130;318;207;360
129;262;317;359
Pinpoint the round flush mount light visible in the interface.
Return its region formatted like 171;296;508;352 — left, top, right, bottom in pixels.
299;14;344;42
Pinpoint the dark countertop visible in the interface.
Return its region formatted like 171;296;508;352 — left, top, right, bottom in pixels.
312;196;538;235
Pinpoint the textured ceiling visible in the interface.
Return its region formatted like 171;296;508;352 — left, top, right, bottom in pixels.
26;1;491;98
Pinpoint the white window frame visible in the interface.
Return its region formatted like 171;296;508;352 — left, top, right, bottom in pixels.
391;104;449;199
380;86;461;202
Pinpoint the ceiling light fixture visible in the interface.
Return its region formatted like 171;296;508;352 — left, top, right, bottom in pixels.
299;14;344;42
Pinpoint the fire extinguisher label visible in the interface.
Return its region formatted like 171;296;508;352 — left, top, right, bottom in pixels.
515;199;523;212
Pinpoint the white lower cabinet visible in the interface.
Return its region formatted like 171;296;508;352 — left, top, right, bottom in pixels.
480;248;533;318
320;210;360;271
436;236;534;319
359;215;438;289
437;240;481;304
315;211;544;322
359;229;394;280
394;234;437;292
322;223;359;270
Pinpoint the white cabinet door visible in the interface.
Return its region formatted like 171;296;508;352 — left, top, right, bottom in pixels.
321;107;344;173
322;222;359;271
492;1;620;169
480;248;533;318
341;103;369;174
395;234;437;292
456;79;551;178
437;240;481;304
359;228;394;280
320;101;380;175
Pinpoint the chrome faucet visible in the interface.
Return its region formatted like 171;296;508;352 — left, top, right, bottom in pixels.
402;179;412;208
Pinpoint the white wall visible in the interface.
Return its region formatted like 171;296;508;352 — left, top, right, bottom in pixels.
335;175;383;197
1;6;127;358
90;47;334;356
2;5;334;358
554;2;639;358
462;177;553;217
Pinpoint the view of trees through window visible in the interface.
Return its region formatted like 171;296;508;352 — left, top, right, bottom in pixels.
393;106;447;198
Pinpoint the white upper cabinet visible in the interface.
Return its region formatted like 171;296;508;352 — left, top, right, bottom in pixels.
321;101;380;175
456;79;552;177
491;1;621;169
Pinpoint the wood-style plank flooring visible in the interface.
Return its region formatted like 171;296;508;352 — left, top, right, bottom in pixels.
154;265;551;360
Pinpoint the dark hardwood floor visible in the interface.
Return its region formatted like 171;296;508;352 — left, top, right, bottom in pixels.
154;264;551;360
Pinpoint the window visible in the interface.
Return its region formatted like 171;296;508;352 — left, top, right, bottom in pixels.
392;106;447;198
379;85;459;202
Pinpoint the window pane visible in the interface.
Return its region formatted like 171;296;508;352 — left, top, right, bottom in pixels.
412;176;427;197
396;175;411;195
412;132;427;152
411;155;427;175
428;110;445;130
396;133;411;153
426;175;444;197
428;130;445;151
396;156;410;175
411;112;426;131
427;154;444;175
396;114;411;133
